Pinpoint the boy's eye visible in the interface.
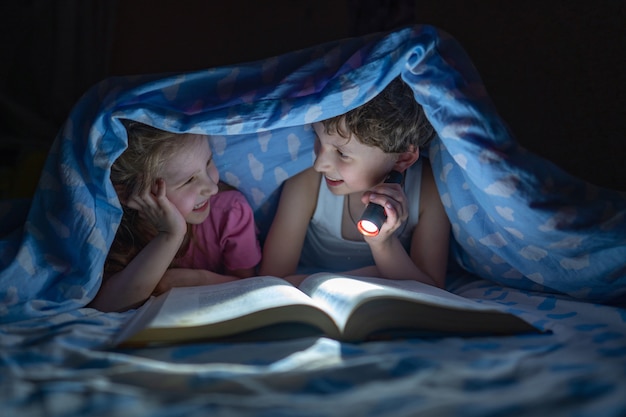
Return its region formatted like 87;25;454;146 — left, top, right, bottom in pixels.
184;177;195;185
337;148;349;159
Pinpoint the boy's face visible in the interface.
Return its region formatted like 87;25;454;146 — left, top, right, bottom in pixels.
312;122;397;195
157;134;220;224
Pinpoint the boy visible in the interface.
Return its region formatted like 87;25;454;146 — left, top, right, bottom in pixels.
259;77;450;288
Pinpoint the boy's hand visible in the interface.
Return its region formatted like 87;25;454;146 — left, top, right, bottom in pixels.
126;178;187;238
360;182;407;241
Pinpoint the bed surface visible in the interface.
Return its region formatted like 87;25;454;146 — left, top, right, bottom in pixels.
2;275;625;416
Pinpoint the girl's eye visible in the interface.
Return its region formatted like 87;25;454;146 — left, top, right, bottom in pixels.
184;177;195;185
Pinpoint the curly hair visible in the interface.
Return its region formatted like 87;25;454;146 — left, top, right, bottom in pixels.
321;77;435;153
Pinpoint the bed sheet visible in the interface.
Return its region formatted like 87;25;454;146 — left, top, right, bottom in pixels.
1;275;625;417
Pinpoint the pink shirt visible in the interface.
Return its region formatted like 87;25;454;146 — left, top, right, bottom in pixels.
175;190;261;273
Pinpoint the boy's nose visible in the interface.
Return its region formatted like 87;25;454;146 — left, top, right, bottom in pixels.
313;149;331;172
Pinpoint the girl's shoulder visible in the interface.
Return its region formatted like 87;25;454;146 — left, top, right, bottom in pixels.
211;189;251;210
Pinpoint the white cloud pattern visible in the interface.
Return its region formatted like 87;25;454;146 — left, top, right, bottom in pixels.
479;232;507;248
304;105;322;123
287;134;300;161
223;171;241;188
519;245;547;261
250;188;266;207
210;136;227;156
258;131;271;152
452;153;468;169
458;205;478;223
274;167;289;185
484;176;518;197
495;206;514;221
560;254;590;270
248;153;264;181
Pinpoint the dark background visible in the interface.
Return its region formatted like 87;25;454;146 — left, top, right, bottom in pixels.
1;0;624;198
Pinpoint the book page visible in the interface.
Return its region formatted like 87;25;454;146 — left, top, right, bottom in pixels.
149;276;320;328
116;275;346;346
298;273;513;331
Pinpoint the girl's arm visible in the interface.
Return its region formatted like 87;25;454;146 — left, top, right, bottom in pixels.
89;178;188;312
227;266;257;279
259;168;320;277
365;160;450;288
90;230;186;311
151;267;245;296
150;190;261;296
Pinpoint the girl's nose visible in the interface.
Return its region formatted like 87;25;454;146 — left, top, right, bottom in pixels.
206;179;219;196
201;168;220;196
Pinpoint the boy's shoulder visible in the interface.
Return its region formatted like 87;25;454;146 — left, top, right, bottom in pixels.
285;167;321;190
281;167;321;216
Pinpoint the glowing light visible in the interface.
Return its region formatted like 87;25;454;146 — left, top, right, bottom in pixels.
357;219;379;236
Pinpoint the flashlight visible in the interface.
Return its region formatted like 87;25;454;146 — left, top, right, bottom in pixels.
356;170;403;237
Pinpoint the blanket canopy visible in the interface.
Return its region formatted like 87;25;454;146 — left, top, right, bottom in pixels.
1;25;624;323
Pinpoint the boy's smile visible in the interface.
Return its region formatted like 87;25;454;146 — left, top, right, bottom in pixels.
324;176;344;188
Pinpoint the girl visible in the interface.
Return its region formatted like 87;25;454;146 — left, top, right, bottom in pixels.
89;121;261;312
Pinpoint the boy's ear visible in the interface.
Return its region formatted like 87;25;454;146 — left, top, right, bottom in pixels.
393;145;420;172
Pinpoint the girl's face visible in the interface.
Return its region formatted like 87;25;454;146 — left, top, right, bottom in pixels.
157;134;219;224
312;122;397;195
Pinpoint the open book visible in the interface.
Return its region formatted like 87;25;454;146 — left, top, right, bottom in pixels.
114;273;542;347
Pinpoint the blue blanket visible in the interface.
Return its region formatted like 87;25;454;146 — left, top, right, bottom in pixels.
1;25;624;324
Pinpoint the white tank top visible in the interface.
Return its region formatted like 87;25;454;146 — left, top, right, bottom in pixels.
298;159;423;273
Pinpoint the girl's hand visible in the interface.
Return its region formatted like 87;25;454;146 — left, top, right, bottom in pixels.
126;178;187;238
360;182;407;244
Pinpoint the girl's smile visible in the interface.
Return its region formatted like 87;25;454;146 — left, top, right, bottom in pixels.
159;135;219;223
193;199;210;212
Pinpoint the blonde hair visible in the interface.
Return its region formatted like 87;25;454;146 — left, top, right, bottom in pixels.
105;121;195;277
321;77;435;153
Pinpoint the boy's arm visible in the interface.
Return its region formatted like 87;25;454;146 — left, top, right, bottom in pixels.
259;168;320;277
367;160;450;288
409;160;450;288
